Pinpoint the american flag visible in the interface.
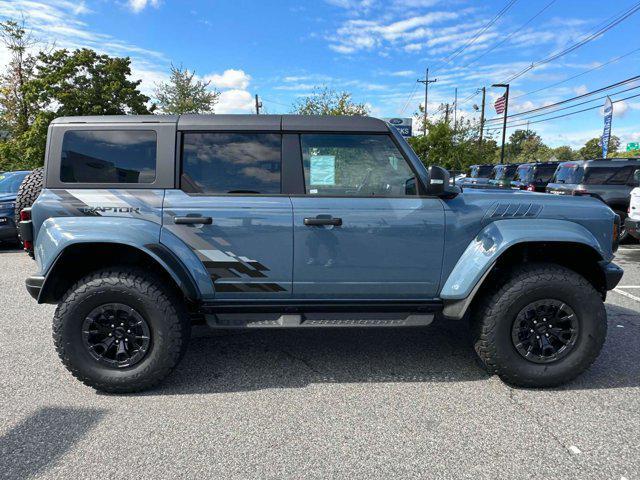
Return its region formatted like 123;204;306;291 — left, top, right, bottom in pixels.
494;94;507;114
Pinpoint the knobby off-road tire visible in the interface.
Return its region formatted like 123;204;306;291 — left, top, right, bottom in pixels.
53;268;191;393
471;263;607;388
14;167;44;257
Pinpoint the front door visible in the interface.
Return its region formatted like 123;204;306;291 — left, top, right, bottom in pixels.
291;133;445;300
162;132;293;300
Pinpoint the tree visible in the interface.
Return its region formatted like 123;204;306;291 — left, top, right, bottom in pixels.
154;64;219;114
578;136;620;159
0;19;38;136
1;48;153;170
550;145;576;162
506;129;541;160
291;86;369;116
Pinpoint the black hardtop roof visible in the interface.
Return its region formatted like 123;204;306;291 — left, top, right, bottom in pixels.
558;158;640;168
518;161;560;166
51;114;390;132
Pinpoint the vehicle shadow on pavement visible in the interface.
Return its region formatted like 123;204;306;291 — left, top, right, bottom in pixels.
143;303;640;396
146;318;490;396
0;407;105;478
0;242;21;253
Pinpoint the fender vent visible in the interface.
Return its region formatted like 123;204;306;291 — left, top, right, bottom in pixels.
488;203;542;219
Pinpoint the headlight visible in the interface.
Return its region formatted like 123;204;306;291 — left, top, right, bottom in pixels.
0;202;15;210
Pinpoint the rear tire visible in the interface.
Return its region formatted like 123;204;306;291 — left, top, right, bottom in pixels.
15;167;44;257
53;268;190;393
471;263;607;388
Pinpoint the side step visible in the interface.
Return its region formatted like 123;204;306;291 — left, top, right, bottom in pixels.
205;312;435;328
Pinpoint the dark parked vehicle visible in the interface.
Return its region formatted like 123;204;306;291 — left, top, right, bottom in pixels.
488;163;519;189
546;158;640;241
511;162;560;192
20;115;622;392
459;164;494;188
0;170;31;244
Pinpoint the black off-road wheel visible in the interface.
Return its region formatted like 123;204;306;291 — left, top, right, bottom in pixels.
471;263;607;388
53;268;191;393
15;167;44;256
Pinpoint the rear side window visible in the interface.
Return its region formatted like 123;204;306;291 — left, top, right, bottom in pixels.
470;165;493;178
181;133;281;194
61;130;157;183
583;166;635;185
514;165;532;182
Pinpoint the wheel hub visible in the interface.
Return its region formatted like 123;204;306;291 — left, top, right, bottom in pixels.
511;300;579;364
82;303;151;368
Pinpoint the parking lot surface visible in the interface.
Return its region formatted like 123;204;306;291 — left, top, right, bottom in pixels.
0;244;638;479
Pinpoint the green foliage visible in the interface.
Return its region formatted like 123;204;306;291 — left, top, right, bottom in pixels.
292;86;369;116
154;64;219;114
578;136;620;159
627;148;640;158
0;47;153;171
549;145;577;162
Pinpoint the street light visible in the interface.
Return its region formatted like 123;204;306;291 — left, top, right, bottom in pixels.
492;83;509;165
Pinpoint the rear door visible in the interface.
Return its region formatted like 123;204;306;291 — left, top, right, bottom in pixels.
290;133;444;300
162;132;293;300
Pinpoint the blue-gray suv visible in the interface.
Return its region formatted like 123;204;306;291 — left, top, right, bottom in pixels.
21;115;623;392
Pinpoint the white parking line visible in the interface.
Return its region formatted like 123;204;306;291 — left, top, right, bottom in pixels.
617;285;640;288
613;288;640;302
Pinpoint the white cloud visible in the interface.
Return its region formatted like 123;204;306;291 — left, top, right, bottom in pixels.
128;0;160;13
574;85;588;96
206;69;251;90
389;70;416;77
215;89;255;114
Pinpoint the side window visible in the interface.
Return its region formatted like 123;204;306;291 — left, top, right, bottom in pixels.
181;133;281;194
61;130;157;183
300;134;416;197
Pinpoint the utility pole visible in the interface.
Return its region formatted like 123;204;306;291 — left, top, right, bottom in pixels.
255;94;262;115
478;87;486;146
417;68;437;135
492;83;510;164
444;103;450;123
453;87;458;134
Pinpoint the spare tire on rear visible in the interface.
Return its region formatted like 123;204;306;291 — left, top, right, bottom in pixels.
15;167;44;255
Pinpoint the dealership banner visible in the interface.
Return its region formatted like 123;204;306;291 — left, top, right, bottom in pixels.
383;118;412;138
602;96;613;159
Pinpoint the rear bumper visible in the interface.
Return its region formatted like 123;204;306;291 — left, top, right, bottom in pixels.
25;275;44;301
625;217;640;240
599;261;623;291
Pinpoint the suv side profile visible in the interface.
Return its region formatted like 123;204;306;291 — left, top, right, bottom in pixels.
22;115;623;393
546;158;640;241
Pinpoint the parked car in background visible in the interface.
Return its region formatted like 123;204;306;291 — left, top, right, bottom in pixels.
546;158;640;242
511;162;560;192
488;163;519;189
626;169;640;240
459;164;493;188
0;170;31;244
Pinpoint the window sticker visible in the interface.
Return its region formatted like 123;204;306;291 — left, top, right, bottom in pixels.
388;156;399;170
309;155;336;185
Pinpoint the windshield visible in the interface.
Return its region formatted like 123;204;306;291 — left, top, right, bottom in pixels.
534;164;559;183
552;164;584;184
514;165;533;183
470;165;493;178
491;164;517;180
0;172;28;194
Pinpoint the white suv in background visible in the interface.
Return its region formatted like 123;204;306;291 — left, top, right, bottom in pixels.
626;169;640;240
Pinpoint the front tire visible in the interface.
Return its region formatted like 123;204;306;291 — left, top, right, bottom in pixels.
53;268;190;393
471;263;607;388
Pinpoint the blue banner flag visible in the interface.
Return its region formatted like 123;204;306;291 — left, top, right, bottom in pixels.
602;97;613;159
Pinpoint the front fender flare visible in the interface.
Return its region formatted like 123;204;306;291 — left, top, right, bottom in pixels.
440;219;605;318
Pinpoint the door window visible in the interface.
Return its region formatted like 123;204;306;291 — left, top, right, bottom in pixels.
300;134;416;197
181;133;281;194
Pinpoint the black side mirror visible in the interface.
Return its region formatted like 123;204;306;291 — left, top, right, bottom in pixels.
427;166;450;196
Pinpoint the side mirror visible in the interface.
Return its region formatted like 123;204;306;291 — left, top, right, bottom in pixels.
634;169;640;186
426;166;450;196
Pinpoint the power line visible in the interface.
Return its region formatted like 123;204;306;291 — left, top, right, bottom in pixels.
436;0;519;68
400;81;419;115
484;91;640;132
484;74;640;123
463;0;556;68
512;46;640;100
500;1;640;84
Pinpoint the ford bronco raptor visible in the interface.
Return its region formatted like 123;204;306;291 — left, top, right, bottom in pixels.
21;115;623;393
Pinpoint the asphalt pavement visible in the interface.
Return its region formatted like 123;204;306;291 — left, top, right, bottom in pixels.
0;244;638;479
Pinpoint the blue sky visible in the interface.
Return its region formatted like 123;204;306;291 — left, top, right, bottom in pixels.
1;0;639;149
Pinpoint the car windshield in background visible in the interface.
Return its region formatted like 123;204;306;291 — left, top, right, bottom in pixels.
492;165;517;180
470;165;493;178
552;164;584;184
514;165;533;183
534;164;559;183
0;172;28;194
583;166;636;185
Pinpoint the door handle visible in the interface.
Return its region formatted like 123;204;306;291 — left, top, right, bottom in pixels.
304;217;342;226
174;216;213;225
